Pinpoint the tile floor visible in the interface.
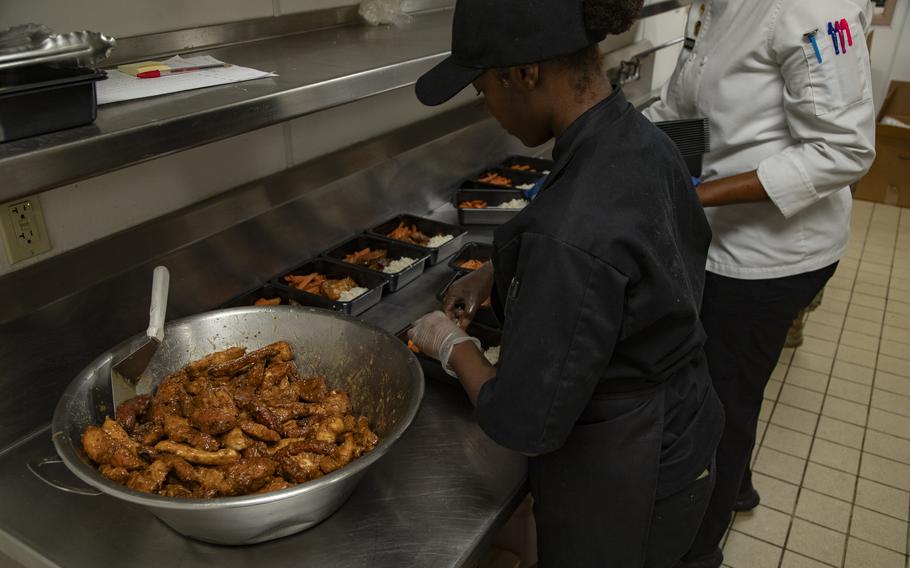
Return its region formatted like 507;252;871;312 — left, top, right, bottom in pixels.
720;201;910;568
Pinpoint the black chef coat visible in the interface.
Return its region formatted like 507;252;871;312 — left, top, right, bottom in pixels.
477;89;717;493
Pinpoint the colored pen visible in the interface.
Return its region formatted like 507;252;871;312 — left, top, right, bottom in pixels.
828;22;840;55
137;63;230;79
835;20;847;53
840;18;853;47
804;29;823;64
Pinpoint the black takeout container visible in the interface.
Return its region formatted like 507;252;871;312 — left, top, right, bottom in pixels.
271;257;387;316
500;155;554;175
460;167;542;191
455;189;527;226
368;214;467;266
322;234;429;293
448;241;495;275
397;323;502;385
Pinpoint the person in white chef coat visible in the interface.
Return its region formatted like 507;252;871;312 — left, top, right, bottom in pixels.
643;1;876;566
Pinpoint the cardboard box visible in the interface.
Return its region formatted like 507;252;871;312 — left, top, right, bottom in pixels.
855;80;910;207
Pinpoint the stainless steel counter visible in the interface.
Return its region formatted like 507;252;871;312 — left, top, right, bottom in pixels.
0;208;530;568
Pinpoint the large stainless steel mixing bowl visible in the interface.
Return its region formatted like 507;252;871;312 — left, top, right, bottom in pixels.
50;306;424;545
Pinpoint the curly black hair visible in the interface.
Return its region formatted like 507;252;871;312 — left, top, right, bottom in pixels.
584;0;644;41
551;0;644;93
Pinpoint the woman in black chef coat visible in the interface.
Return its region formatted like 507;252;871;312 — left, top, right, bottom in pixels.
408;0;725;566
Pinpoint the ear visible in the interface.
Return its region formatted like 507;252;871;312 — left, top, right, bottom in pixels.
510;64;540;91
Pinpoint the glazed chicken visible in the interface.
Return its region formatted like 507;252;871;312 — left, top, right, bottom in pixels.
458;259;485;271
283;273;359;301
475;172;513;186
344;247;392;271
387;221;431;247
82;341;379;498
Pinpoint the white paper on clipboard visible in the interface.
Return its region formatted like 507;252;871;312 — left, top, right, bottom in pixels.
96;55;277;105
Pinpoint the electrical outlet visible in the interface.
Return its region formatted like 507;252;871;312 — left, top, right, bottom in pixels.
0;197;51;264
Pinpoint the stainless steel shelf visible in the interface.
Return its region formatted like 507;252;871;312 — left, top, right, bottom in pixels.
0;0;689;203
0;8;455;203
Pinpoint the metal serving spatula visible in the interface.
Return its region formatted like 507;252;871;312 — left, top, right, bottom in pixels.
111;266;169;416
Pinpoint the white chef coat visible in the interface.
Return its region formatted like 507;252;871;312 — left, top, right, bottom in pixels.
644;0;876;279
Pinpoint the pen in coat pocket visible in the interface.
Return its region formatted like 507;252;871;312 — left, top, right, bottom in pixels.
828;22;841;55
840;18;853;48
804;29;823;64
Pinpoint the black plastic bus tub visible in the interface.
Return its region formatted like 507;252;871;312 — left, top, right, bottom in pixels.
0;65;106;142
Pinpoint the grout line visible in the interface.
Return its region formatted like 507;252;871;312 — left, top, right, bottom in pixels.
727;206;910;566
775;265;851;568
845;205;900;568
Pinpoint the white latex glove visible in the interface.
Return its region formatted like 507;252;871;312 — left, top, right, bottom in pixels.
408;311;481;376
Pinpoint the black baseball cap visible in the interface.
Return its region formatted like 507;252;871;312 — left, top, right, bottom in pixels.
416;0;597;106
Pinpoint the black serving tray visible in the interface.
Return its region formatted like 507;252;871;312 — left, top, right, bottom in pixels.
398;322;502;385
461;167;543;191
500;155;554;175
456;189;528;226
0;65;106;142
322;234;429;293
448;241;495;275
368;214;467;266
271;257;387;316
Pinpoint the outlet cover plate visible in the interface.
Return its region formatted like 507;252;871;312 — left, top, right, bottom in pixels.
0;197;51;264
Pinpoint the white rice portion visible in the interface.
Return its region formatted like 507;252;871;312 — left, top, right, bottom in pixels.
338;287;368;302
383;257;418;274
427;234;454;248
515;183;536;190
483;345;501;365
495;199;530;210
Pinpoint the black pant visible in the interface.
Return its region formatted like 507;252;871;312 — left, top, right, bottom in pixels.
683;263;837;564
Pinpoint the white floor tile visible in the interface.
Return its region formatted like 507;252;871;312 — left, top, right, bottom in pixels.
722;206;910;568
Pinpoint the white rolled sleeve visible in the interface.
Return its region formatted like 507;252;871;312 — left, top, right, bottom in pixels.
759;1;876;219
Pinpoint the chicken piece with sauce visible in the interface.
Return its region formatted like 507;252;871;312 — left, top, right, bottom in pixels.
81;342;379;498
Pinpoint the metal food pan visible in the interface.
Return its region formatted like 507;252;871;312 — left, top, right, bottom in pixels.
448;241;495;275
322;235;429;293
271;258;388;316
499;155;554;175
460;167;543;190
367;214;467;266
456;189;527;226
397;322;501;385
49;307;424;545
